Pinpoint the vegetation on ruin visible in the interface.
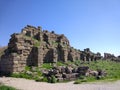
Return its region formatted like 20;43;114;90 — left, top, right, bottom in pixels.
41;63;54;69
10;60;120;84
33;41;41;48
32;38;41;48
11;66;50;82
52;41;59;46
24;35;41;47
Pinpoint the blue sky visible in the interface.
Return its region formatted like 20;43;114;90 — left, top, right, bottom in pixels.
0;0;120;56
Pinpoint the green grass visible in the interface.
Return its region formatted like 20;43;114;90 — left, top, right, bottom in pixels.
11;59;120;84
56;61;66;66
87;60;120;79
11;72;33;79
41;63;54;69
74;60;120;84
25;66;31;71
0;85;16;90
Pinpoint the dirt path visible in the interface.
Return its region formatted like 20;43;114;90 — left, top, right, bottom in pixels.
0;77;120;90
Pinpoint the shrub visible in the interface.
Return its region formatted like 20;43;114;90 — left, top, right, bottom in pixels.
56;62;66;66
50;75;57;83
42;77;48;82
11;73;20;78
25;66;31;71
79;75;85;79
11;72;33;79
34;76;43;82
41;63;53;69
74;80;82;84
0;85;16;90
74;60;81;66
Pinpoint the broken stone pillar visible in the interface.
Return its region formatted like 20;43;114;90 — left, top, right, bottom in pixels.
63;49;68;62
86;53;91;62
37;47;43;66
84;56;86;62
52;48;58;63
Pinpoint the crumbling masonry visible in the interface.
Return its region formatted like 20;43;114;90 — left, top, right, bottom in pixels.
0;25;102;73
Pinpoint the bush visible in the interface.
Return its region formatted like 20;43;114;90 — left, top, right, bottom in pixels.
79;75;85;79
11;72;33;79
42;77;48;82
41;63;53;69
74;60;81;66
47;75;57;83
25;66;31;71
56;62;66;66
11;73;20;78
34;76;43;82
74;79;82;84
0;85;16;90
50;75;57;83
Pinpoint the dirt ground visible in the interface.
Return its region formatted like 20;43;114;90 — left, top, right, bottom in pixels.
0;77;120;90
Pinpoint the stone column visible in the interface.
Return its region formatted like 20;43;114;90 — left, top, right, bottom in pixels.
37;47;43;66
52;48;58;63
63;49;68;62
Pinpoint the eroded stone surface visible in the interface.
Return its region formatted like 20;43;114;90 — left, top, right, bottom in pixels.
0;25;102;74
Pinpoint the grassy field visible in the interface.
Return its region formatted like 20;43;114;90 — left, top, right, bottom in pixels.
74;60;120;84
82;60;120;79
11;60;120;83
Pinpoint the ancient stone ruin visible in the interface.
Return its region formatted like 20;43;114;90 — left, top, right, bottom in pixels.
104;53;120;62
104;53;115;60
0;25;102;74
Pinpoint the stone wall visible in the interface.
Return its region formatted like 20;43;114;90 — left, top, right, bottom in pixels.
0;25;102;74
80;48;102;62
0;25;81;73
104;53;115;60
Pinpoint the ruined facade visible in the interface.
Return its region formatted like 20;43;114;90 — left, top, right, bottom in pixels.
0;25;79;73
104;53;115;60
0;25;102;74
80;48;102;62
